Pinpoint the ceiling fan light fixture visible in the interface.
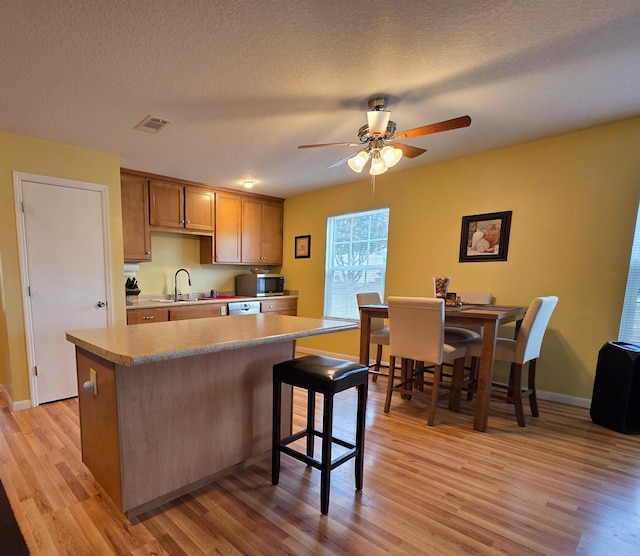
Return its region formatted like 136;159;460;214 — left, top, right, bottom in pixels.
367;110;391;135
369;152;387;175
347;150;369;173
380;145;402;167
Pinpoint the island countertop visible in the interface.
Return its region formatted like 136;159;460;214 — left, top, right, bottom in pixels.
66;313;357;367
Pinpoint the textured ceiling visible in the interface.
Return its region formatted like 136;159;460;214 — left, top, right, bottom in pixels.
1;1;640;198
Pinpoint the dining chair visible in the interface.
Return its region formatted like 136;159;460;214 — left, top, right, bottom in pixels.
385;297;469;425
466;296;559;426
356;292;390;382
443;291;493;342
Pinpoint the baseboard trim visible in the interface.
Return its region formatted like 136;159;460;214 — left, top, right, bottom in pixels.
536;390;591;408
296;348;592;409
0;385;32;412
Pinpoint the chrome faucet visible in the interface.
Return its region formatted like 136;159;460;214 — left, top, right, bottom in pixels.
174;268;191;301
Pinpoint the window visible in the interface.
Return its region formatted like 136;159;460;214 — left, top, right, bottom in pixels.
619;205;640;342
324;208;390;320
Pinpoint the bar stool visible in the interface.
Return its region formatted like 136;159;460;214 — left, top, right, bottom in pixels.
272;355;368;515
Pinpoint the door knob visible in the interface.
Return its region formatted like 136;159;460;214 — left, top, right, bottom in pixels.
96;301;106;308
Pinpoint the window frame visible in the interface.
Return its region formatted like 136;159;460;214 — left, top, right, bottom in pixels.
323;207;390;321
619;205;640;342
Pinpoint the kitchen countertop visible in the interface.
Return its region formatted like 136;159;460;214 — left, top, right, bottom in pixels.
127;293;297;310
66;313;356;367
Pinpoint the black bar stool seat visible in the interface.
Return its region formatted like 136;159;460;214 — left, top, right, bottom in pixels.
272;355;368;515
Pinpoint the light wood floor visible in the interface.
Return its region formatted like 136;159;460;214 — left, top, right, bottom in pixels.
2;376;640;555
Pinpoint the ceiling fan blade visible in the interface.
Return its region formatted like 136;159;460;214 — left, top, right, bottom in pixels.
393;115;471;141
388;142;426;159
328;149;365;168
298;141;362;149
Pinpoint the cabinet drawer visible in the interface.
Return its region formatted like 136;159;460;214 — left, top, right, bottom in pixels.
169;303;224;321
261;298;297;315
127;308;169;324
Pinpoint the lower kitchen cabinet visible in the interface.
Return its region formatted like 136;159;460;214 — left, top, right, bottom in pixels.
127;303;226;324
126;308;169;325
261;298;297;316
128;297;296;324
169;303;225;320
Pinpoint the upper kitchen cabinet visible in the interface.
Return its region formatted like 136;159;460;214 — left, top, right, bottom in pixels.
121;172;151;262
199;191;242;264
201;195;284;265
149;179;214;233
214;191;242;263
241;197;283;264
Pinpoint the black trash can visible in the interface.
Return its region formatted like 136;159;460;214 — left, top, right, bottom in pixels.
590;341;640;434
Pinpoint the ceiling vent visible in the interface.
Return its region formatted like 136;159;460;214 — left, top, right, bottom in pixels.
134;115;171;134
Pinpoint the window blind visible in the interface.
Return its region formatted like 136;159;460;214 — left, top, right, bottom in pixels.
619;205;640;342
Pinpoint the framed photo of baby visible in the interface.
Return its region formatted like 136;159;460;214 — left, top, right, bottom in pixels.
459;210;512;262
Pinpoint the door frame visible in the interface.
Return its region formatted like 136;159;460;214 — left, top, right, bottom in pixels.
13;171;114;407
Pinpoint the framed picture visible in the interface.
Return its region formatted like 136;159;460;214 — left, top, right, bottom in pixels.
459;211;512;263
294;235;311;259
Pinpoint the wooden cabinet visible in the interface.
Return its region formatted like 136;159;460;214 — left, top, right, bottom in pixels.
201;191;242;264
127;302;227;324
121;173;151;262
149;180;214;233
169;303;225;321
120;169;284;265
261;298;297;316
126;307;169;324
201;193;283;265
241;198;283;264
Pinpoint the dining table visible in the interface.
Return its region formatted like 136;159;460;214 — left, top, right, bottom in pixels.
358;303;528;432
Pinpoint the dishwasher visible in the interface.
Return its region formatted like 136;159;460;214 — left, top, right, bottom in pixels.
228;301;261;315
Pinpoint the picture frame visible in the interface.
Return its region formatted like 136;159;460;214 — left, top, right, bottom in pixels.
459;211;512;263
294;234;311;259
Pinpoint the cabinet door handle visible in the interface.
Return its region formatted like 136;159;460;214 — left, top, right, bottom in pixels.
143;316;155;320
186;220;190;224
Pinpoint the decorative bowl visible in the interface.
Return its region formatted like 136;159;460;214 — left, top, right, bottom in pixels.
250;268;269;274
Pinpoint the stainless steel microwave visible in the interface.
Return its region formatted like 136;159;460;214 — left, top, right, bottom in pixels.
236;274;285;297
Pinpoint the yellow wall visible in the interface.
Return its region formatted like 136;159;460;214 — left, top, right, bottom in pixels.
0;131;124;403
281;117;640;400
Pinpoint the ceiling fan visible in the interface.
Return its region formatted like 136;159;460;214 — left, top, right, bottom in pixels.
298;97;471;176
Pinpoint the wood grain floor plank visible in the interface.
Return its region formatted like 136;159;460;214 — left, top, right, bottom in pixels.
3;377;640;555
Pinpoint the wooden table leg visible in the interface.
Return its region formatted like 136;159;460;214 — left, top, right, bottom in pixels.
473;319;498;432
359;309;372;366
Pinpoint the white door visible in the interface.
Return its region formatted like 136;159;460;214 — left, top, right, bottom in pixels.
17;175;111;404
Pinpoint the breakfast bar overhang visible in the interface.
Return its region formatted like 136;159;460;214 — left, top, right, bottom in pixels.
66;314;356;517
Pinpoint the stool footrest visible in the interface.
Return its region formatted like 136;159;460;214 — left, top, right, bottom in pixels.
278;429;358;470
281;428;357;451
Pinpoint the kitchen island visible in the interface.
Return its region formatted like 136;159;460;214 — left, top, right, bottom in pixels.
66;314;356;517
